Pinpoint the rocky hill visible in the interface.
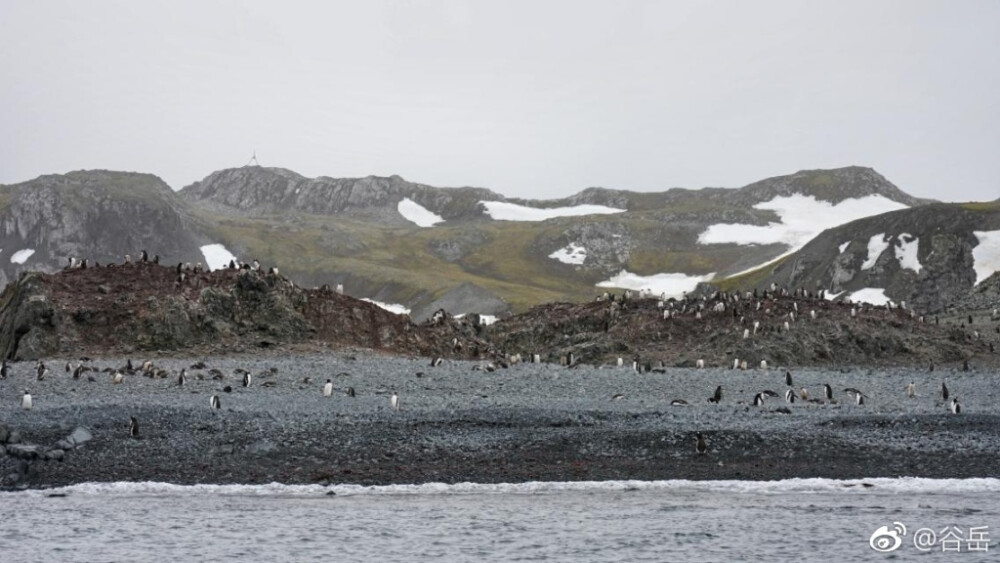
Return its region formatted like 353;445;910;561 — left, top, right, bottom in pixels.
720;202;1000;313
0;171;209;287
0;165;952;320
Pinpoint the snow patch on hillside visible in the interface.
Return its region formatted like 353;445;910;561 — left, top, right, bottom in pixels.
972;230;1000;285
361;299;411;315
200;244;237;271
838;242;850;254
895;234;922;273
10;249;35;264
597;270;715;298
549;243;587;265
849;287;892;306
700;194;908;257
861;234;889;270
398;198;444;227
481;201;625;221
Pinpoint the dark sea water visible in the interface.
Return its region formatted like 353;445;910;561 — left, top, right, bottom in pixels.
2;479;997;562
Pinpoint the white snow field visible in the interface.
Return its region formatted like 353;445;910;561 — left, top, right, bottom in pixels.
849;287;893;306
548;243;588;265
972;230;1000;285
700;194;908;275
397;198;444;227
200;244;238;271
9;249;35;264
361;299;411;315
861;233;889;270
894;233;922;273
596;270;715;297
838;242;850;254
480;201;625;221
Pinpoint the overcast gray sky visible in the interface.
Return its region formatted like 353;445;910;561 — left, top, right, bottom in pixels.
1;1;998;201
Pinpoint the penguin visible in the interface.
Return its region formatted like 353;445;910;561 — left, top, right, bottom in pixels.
177;369;187;387
617;357;624;367
695;432;707;455
950;398;961;415
784;389;795;403
223;385;232;393
346;386;356;398
73;365;85;380
785;371;793;386
670;399;689;406
36;361;47;381
0;360;9;379
695;359;705;369
65;361;73;373
228;259;237;269
800;387;809;401
323;379;333;397
712;385;723;404
611;393;625;401
430;357;443;367
390;392;399;411
753;393;765;407
140;250;148;263
242;372;252;388
844;388;865;405
962;359;970;372
113;370;124;384
906;381;915;398
129;416;139;438
941;381;949;401
21;390;33;410
824;384;833;402
210;395;221;409
759;360;768;370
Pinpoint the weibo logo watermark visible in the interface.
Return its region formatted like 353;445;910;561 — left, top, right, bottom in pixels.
869;522;906;552
870;522;990;553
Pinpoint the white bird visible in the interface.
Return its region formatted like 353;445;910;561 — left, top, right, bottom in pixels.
21;390;33;410
390;392;399;411
323;379;333;397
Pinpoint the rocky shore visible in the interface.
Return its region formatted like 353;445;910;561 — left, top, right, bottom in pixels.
2;352;998;489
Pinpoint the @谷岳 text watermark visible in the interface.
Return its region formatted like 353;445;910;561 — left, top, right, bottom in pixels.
869;522;990;553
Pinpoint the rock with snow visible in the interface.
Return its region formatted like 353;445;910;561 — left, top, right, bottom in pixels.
972;230;1000;286
397;198;444;227
361;299;411;316
200;244;238;271
894;233;922;273
549;243;588;265
597;270;715;298
9;249;35;264
861;234;889;270
480;201;625;221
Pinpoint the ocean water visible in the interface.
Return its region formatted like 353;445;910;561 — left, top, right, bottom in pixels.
2;479;998;562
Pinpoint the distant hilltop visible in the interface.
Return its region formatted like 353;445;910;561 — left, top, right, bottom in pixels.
0;165;997;318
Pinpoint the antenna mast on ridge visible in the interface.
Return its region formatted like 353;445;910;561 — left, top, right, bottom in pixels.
246;150;260;167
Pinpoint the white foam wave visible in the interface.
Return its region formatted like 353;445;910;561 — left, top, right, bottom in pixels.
9;477;1000;499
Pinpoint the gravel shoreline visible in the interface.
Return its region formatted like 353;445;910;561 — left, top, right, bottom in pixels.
2;352;999;489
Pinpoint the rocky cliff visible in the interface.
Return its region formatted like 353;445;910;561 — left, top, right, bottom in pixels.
0;263;489;361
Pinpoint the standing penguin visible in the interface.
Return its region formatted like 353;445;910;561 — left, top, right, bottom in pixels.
21;390;33;410
113;371;124;385
323;379;333;397
210;395;221;410
346;386;356;398
711;385;723;404
242;372;252;388
695;432;707;455
824;384;833;402
129;416;139;438
941;381;949;401
177;369;187;387
36;362;48;381
390;392;399;411
0;360;9;379
785;371;793;386
950;398;961;415
906;381;915;398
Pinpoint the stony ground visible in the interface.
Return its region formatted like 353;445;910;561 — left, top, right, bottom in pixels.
1;351;998;489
